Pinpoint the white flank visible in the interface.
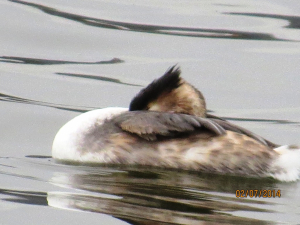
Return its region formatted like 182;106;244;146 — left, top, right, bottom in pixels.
270;145;300;182
52;107;128;162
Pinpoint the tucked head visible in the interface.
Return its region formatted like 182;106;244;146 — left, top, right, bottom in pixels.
129;66;207;117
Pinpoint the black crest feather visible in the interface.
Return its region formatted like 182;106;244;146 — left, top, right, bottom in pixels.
129;66;181;111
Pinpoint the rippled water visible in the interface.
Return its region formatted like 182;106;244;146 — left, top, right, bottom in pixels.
1;0;300;224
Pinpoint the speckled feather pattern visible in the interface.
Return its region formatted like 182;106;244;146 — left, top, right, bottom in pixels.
52;66;300;181
74;113;276;177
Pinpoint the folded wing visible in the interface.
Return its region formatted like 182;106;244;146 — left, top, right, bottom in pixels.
114;111;226;141
207;114;278;148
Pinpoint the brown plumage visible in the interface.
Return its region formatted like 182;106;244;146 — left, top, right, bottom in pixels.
78;114;275;177
130;66;206;117
129;66;277;148
53;66;298;180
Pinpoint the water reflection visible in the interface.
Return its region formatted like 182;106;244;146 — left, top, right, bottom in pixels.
0;56;124;65
228;13;300;30
48;167;276;224
0;92;93;113
219;116;299;125
1;91;298;125
9;0;293;41
0;188;48;206
56;72;142;87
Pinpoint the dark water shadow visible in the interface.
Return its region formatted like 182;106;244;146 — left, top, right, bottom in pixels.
0;92;94;113
48;167;276;224
208;110;300;125
26;155;52;159
227;13;300;30
0;169;41;182
56;72;143;87
1;91;299;126
220;116;300;125
0;56;124;65
0;188;48;206
9;0;293;41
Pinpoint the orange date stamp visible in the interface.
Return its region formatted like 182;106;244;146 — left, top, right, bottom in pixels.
236;189;281;198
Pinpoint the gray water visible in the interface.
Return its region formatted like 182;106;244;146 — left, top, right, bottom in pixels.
1;0;300;224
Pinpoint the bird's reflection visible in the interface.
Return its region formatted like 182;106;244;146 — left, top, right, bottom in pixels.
48;167;276;224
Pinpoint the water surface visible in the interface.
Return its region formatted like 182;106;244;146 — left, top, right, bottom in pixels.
1;0;300;224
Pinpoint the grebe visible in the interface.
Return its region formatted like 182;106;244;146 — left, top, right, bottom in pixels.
52;67;300;181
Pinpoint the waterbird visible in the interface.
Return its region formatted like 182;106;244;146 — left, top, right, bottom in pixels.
52;66;300;181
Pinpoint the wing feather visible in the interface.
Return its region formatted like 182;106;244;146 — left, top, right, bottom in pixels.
114;111;225;141
207;114;278;147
